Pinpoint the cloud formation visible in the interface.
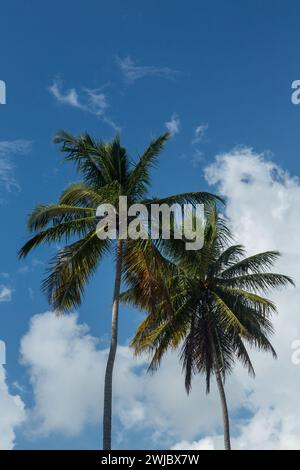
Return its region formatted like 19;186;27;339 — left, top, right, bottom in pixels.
116;56;179;84
192;124;208;145
165;113;180;136
0;366;26;449
49;79;120;131
0;285;12;303
20;312;103;436
0;140;32;192
19;312;245;447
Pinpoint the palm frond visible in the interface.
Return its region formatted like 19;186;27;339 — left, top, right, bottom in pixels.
221;251;281;278
27;204;95;232
127;133;170;199
42;229;110;312
19;216;96;258
218;272;295;293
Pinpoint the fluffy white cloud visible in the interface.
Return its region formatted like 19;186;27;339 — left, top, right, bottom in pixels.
114;352;247;446
0;285;12;302
165;113;180;136
0;366;26;449
19;311;246;445
172;437;217;450
20;312;104;436
172;407;300;450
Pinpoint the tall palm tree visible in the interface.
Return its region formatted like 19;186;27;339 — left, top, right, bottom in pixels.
18;130;219;450
123;207;294;450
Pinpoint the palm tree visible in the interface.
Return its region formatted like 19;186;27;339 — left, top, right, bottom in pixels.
123;207;294;450
18;130;219;450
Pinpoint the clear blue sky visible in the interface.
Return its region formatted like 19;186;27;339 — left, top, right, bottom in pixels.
1;0;300;449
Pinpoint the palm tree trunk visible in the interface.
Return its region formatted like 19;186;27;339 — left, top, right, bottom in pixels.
215;366;231;450
103;239;123;450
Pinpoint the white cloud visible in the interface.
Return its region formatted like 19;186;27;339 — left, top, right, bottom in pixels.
165;113;180;136
171;437;216;450
49;79;120;131
113;352;247;446
19;312;246;445
0;140;32;192
20;312;103;436
49;81;82;108
192;124;208;145
172;407;300;450
0;285;12;302
0;366;26;449
116;56;179;84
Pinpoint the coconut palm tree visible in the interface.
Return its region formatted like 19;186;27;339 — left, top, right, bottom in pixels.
122;207;294;450
18;130;219;450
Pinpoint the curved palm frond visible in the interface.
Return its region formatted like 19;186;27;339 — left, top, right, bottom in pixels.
220;251;281;278
126;132;170;199
42;229;111;312
218;272;295;293
19;216;96;258
26;204;95;232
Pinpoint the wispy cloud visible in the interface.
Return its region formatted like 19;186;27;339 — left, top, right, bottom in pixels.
17;257;44;275
116;56;180;84
0;140;32;192
191;149;205;167
49;79;120;131
0;273;9;279
0;285;13;303
165;113;180;136
192;124;208;145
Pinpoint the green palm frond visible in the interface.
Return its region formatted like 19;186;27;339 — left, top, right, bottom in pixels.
210;245;245;276
221;251;281;278
214;287;275;337
59;183;105;207
42;229;110;312
216;286;277;316
19;216;96;258
218;272;295;293
212;292;249;335
27;204;95;232
54;131;107;187
145;191;223;208
233;337;255;378
127;132;170;199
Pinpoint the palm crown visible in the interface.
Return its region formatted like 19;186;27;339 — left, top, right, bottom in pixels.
128;208;294;390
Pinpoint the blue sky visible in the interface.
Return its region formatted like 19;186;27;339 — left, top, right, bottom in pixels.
1;0;300;450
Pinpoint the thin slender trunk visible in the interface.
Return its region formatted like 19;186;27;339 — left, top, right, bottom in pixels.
215;366;231;450
103;239;123;450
